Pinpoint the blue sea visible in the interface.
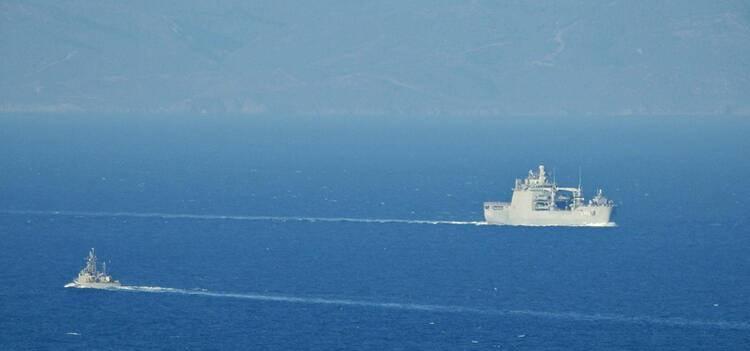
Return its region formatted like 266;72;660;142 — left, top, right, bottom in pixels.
1;115;749;350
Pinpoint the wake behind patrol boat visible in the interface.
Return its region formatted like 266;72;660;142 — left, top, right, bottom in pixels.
65;248;121;288
484;165;614;226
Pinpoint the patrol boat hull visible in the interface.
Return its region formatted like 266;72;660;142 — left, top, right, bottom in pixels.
64;282;121;289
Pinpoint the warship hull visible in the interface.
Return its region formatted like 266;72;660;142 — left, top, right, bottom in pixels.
484;202;613;226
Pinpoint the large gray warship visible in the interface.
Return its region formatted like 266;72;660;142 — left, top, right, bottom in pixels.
65;248;121;288
484;165;614;226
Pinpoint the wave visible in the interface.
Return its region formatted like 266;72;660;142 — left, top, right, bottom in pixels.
1;209;616;227
1;209;485;226
75;284;750;331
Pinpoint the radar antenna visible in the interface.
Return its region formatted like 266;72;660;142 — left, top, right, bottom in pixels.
553;167;556;186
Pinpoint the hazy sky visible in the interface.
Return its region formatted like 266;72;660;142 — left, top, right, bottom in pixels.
2;0;749;116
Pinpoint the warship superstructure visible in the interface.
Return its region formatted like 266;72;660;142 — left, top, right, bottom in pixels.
484;165;614;226
65;248;121;288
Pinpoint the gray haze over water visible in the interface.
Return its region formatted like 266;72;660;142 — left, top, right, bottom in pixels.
2;0;749;117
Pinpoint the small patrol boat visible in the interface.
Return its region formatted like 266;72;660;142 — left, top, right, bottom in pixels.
64;248;121;288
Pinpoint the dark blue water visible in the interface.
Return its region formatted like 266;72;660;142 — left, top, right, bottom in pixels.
1;115;749;350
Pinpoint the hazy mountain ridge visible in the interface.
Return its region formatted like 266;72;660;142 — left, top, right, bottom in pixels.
2;0;749;116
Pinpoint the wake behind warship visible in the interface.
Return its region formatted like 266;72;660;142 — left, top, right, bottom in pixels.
484;165;614;226
65;248;121;288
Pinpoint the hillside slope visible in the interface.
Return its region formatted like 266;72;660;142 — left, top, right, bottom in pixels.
2;0;749;116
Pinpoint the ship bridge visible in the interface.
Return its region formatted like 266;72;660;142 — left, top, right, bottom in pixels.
514;165;584;211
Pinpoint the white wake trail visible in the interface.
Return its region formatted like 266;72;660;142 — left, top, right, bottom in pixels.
80;285;750;331
1;209;486;226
